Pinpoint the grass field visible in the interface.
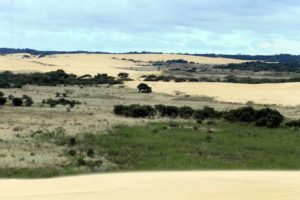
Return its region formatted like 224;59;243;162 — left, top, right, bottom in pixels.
1;120;300;178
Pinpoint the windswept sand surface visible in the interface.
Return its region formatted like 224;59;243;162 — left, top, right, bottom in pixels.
126;81;300;106
0;53;245;79
1;172;300;200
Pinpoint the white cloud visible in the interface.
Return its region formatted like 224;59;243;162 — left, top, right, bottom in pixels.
1;0;300;54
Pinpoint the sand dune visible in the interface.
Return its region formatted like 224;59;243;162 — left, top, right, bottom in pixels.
0;53;246;79
126;81;300;106
1;53;299;106
1;171;300;200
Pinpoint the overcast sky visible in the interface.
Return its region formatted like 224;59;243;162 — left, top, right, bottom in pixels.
1;0;300;54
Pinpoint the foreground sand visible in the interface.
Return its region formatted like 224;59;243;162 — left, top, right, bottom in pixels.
1;172;300;200
126;81;300;106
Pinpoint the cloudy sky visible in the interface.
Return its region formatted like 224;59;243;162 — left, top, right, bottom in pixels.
1;0;300;54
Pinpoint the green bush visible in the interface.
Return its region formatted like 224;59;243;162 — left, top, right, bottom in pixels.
255;108;284;128
0;97;7;106
155;105;179;118
286;120;300;128
113;104;156;118
179;106;194;118
12;98;23;107
43;98;81;108
137;83;152;93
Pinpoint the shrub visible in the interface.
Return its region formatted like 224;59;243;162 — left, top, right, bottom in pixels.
43;98;81;108
137;83;152;93
0;91;4;97
113;105;127;116
194;110;205;120
12;98;23;106
155;105;179;118
179;106;194;118
22;95;33;107
224;107;284;128
0;97;7;106
225;107;257;123
286;120;300;128
118;73;129;79
255;108;284;128
114;104;156;118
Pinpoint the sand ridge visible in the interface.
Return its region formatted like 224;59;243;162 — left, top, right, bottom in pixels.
1;171;300;200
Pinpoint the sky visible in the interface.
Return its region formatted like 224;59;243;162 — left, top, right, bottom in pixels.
1;0;300;54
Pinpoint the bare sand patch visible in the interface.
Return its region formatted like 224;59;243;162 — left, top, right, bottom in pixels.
1;171;300;200
126;81;300;106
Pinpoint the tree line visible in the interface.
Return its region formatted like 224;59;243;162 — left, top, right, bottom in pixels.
113;104;284;128
142;74;300;84
0;70;123;88
215;61;300;72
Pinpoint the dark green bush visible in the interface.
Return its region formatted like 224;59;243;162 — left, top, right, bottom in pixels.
225;107;257;123
12;98;23;107
225;107;284;128
255;108;284;128
137;83;152;93
286;120;300;128
114;104;156;118
155;105;179;118
43;98;81;108
179;106;194;118
0;97;7;106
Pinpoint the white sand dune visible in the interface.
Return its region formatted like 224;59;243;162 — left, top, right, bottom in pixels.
1;171;300;200
126;81;300;106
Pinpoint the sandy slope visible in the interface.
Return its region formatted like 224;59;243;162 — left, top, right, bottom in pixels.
1;172;300;200
126;81;300;106
0;53;245;79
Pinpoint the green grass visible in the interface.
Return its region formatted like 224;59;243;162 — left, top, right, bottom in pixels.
1;121;300;178
80;121;300;170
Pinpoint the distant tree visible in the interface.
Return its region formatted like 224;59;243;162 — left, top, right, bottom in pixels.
137;83;152;93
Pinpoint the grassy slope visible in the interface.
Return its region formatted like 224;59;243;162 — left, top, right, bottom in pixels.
1;121;300;178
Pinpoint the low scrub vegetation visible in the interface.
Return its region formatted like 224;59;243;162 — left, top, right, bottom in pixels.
0;92;34;107
113;104;156;118
142;74;300;84
43;98;81;108
0;70;123;88
114;104;284;128
215;61;300;72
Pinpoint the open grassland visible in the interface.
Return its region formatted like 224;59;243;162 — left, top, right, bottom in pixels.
1;121;300;178
0;84;300;177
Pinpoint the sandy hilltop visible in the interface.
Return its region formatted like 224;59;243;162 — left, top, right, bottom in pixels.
1;53;300;106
